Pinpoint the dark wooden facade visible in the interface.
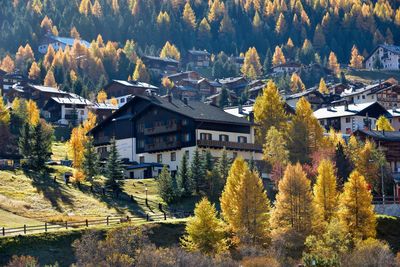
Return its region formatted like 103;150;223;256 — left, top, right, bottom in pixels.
104;80;158;98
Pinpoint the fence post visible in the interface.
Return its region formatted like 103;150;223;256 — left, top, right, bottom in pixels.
86;219;89;227
146;213;149;221
2;227;5;236
24;225;26;234
65;221;68;229
45;222;47;232
106;216;109;225
164;212;167;220
126;215;130;222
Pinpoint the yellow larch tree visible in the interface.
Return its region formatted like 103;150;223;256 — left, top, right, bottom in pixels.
26;100;40;126
338;170;376;240
97;90;108;103
69;126;85;169
395;8;400;26
375;115;394;131
328;51;340;75
208;0;225;22
133;59;150;83
313;159;338;223
241;47;262;79
318;78;329;94
160;41;181;61
0;96;10;125
220;157;271;244
43;45;55;70
272;46;286;66
91;0;103;17
270;163;314;235
181;198;227;254
182;1;196;29
350;45;364;69
79;0;92;16
290;72;305;93
44;70;57;87
28;61;41;80
275;12;286;34
355;140;380;190
70;27;80;39
1;55;15;73
253;80;288;143
162;77;174;90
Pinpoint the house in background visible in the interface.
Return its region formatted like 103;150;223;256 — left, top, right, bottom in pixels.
217;77;248;94
104;80;158;98
38;33;90;54
271;62;302;76
186;49;211;67
1;71;30;96
89;93;262;179
314;101;391;134
142;55;179;75
365;44;400;70
285;88;327;110
388;108;400;131
165;71;201;85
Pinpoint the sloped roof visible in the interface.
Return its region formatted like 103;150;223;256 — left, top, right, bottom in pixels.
29;84;70;94
111;80;158;89
188;49;210;56
49;35;90;48
354;129;400;142
224;105;254;118
314;102;390;119
50;97;93;105
142;55;179;64
365;44;400;61
388;108;400;117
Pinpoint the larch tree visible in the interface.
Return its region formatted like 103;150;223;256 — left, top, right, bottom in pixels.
70;26;81;39
263;126;289;186
272;46;286;66
1;55;15;73
395;8;400;26
241;47;262;79
350;45;364;69
270;163;314;236
220;157;271;244
44;70;57;87
355;140;381;192
43;45;55;69
208;0;225;22
318;78;329;94
0;97;10;125
328;51;340;75
160;41;181;61
338;170;376;240
96;90;107;103
290;72;305;93
91;0;103;17
275;12;286;34
133;59;150;83
79;0;92;16
26;100;40;126
69;126;85;169
253;80;287;143
181;198;227;254
313;159;338;223
375;116;394;131
28;61;41;80
182;1;196;29
198;17;211;40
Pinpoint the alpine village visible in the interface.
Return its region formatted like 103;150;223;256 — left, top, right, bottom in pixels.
4;0;400;266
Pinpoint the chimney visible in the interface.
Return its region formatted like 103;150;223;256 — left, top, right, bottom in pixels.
183;98;188;105
344;100;349;111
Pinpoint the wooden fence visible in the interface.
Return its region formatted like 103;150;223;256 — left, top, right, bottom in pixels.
1;212;191;237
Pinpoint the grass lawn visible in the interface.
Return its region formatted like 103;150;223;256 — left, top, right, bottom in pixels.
0;209;43;228
346;69;400;83
0;221;186;267
51;142;69;161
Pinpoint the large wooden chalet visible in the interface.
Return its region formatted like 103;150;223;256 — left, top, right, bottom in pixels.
104;80;158;98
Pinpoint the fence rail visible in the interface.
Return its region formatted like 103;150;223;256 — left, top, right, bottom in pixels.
1;212;189;237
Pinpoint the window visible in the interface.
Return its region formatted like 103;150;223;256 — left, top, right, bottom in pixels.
171;152;176;161
362;95;365;99
157;154;162;163
120;98;125;103
238;136;247;143
200;133;212;140
345;117;351;123
185;150;189;158
182;119;188;126
219;134;229;142
357;96;360;100
139;156;145;163
139;140;145;148
183;133;191;142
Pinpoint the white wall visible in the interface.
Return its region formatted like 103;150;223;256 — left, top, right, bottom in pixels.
195;129;253;144
390;117;400;131
116;138;136;162
366;48;400;70
339;115;376;133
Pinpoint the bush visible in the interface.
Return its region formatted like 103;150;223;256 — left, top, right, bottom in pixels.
6;255;39;267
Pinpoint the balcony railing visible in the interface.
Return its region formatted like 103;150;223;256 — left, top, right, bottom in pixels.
94;136;110;145
197;139;262;152
144;123;179;135
144;141;181;153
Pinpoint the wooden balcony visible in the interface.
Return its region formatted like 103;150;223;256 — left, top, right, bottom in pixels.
197;139;262;152
94;136;110;145
144;123;179;135
144;141;181;153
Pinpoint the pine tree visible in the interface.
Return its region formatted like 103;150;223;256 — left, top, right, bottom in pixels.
272;46;286;66
220;157;270;244
313;159;338;223
177;153;192;197
318;78;329;94
19;123;32;162
158;166;178;203
133;59;150;83
190;148;205;194
82;137;99;183
182;1;196;29
203;150;213;173
338;171;376;240
31;121;52;170
218;86;229;108
106;138;124;193
241;47;262;79
181;198;226;254
253;80;287;143
217;148;230;185
328;52;340;75
375;116;394;131
350;45;364;69
271;163;314;235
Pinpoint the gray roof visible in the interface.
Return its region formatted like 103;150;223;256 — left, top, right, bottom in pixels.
112;80;158;89
48;35;90;48
29;84;69;94
388;109;400;117
50;97;93;105
314;102;378;119
285;87;319;100
188;49;210;56
143;55;179;64
224;105;254;118
92;102;118;110
355;129;400;142
218;77;247;84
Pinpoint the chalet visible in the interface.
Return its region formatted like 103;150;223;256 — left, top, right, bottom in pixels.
205;89;238;107
224;102;295;119
165;71;201;85
38;33;90;54
90;102;118;122
340;79;400;109
388;108;400;131
172;85;199;100
314;102;391;134
174;78;219;98
142;55;179;75
104;80;158;98
186;49;211;67
42;95;93;126
285;88;327;110
271;62;302;76
365;44;400;70
7;83;70;108
217;77;248;94
89;93;262;179
1;71;29;96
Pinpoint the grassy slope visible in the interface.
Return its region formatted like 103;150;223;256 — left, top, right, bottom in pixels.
346;69;400;83
0;221;186;267
51;142;68;161
0;209;43;228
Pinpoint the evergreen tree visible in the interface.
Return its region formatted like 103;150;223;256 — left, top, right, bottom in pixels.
31;121;52;170
105;138;124;193
19;123;32;162
158;165;178;203
335;142;352;184
82;137;99;183
190;148;205;194
177;153;192;197
218;86;229;108
216;148;230;185
241;47;262;79
181;198;227;254
338;171;376;240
